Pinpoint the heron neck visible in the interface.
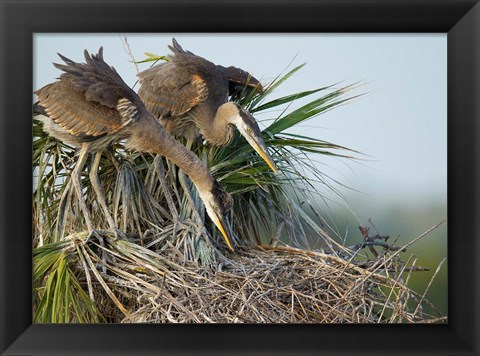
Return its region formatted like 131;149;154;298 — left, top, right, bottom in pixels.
199;111;233;146
189;103;232;146
127;118;213;192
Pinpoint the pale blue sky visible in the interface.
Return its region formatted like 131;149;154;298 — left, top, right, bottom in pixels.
33;34;447;221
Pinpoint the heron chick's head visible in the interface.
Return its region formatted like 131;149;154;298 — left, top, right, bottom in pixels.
198;181;235;252
224;103;278;174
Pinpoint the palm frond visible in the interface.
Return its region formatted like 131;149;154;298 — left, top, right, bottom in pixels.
33;239;105;323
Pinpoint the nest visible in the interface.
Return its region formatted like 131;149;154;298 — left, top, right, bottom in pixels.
61;221;446;324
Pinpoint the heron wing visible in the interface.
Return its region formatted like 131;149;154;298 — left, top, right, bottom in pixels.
168;38;195;56
53;48;139;109
220;65;264;95
34;48;141;138
137;61;209;120
35;81;126;138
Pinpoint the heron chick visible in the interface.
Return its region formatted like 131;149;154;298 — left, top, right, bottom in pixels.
138;38;279;174
34;48;235;252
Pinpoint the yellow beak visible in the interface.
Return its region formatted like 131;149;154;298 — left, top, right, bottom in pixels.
212;213;235;252
251;139;279;175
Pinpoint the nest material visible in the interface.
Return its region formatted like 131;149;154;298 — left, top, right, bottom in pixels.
65;227;445;324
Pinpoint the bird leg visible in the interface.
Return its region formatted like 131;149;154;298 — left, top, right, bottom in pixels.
154;155;179;221
89;151;125;240
56;179;72;241
71;144;101;244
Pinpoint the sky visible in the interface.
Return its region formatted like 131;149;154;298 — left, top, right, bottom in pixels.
33;34;447;222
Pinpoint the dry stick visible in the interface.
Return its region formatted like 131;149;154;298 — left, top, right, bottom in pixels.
293;289;309;321
340;228;394;272
350;262;403;322
346;239;404;253
376;254;415;323
111;239;227;295
162;288;202;323
391;256;418;322
412;258;446;318
154;156;179;220
368;217;380;235
341;220;447;321
319;276;363;322
80;244;133;321
99;255;202;322
76;245;96;303
257;245;414;292
104;261;164;293
368;219;446;278
307;220;447;297
121;36;139;75
219;258;340;317
333;238;371;283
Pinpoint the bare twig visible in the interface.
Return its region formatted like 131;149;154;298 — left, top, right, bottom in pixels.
121;36;139;75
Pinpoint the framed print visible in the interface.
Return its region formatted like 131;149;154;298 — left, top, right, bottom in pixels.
1;0;479;355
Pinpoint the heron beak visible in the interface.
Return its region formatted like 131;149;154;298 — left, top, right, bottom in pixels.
236;110;279;174
211;212;235;252
248;135;279;175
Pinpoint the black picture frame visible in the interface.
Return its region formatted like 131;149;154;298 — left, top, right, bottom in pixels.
1;0;479;355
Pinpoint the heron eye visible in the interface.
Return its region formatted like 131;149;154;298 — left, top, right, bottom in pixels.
246;127;253;133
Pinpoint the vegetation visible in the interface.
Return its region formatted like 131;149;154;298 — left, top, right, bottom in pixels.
32;52;445;323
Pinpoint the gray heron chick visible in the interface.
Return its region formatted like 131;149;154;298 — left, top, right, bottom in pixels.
137;38;278;174
34;48;235;251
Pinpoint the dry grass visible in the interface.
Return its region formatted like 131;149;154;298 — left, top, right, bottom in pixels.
54;220;446;324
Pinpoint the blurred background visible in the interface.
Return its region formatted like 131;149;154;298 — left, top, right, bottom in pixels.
34;34;447;316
